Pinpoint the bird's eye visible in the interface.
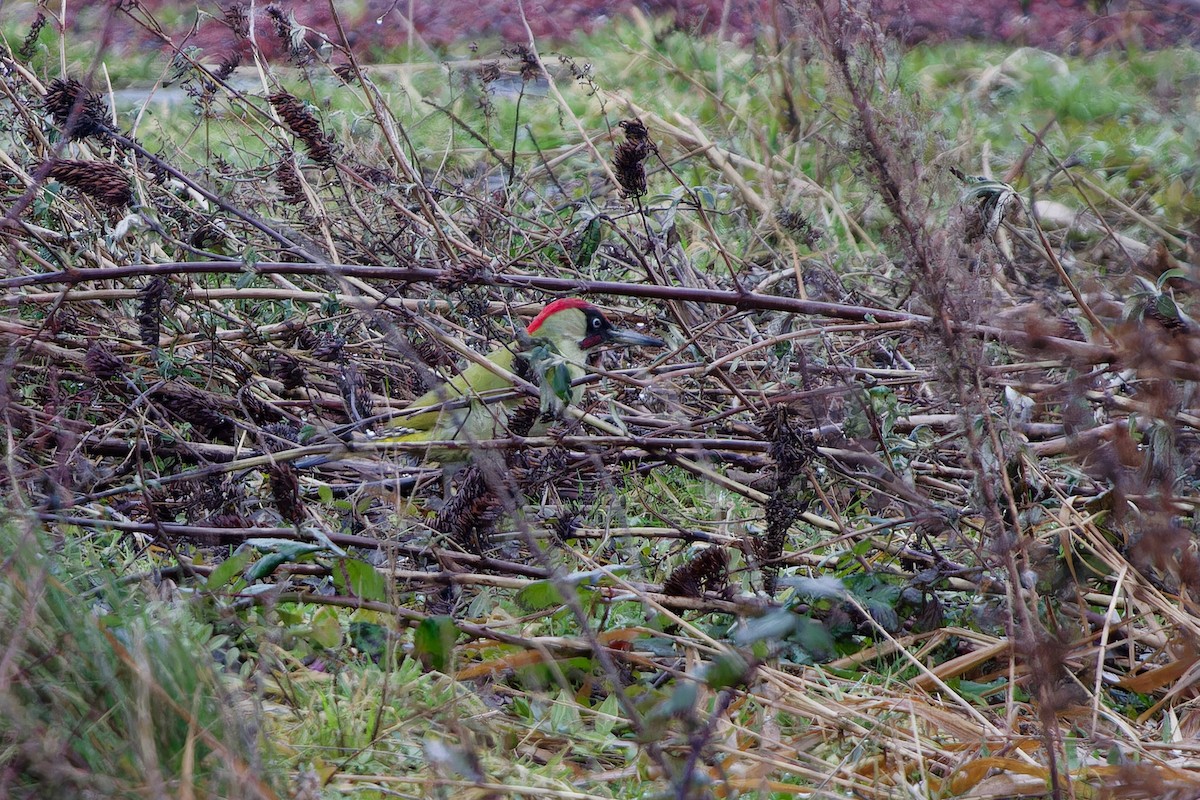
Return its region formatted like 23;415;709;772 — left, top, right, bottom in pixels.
592;317;601;328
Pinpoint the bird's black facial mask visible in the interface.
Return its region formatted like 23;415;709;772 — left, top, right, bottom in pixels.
583;309;666;350
580;309;613;350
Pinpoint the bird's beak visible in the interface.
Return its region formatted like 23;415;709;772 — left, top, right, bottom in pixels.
605;325;665;348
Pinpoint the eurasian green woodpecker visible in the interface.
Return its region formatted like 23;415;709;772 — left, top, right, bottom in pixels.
297;298;663;466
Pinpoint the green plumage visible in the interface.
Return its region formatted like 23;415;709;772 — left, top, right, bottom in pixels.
296;300;662;468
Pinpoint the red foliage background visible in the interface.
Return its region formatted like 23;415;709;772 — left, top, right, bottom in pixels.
49;1;1200;61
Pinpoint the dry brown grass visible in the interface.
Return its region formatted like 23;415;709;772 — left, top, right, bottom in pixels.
2;1;1200;797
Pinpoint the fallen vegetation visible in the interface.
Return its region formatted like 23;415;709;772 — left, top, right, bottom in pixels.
2;2;1200;798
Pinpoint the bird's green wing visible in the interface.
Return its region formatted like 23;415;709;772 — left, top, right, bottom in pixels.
383;344;520;433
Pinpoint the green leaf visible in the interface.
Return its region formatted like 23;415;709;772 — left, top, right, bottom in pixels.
245;539;325;560
650;681;698;720
1156;267;1188;290
243;539;325;580
349;621;388;661
206;548;252;589
549;688;582;733
573;217;604;268
309;605;342;649
514;580;565;612
735;608;799;646
413;616;458;673
548;363;573;404
245;552;291;581
792;617;835;662
593;693;620;738
332;558;387;602
703;652;749;690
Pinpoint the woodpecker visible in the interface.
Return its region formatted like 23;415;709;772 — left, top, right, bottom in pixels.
297;298;663;466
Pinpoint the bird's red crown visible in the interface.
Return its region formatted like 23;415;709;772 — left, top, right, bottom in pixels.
526;298;595;334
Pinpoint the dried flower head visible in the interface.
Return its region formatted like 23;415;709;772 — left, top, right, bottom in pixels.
43;79;111;141
775;207;824;248
224;3;250;40
307;332;345;362
663;547;730;598
19;12;47;62
502;44;542;81
269;91;336;166
275;152;306;205
214;51;242;81
614;118;651;199
85;343;125;379
42;159;132;208
266;352;305;389
138;277;170;347
336;362;375;423
153;385;236;442
269;463;304;525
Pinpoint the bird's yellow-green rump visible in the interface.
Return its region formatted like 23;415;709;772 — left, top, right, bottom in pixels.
297;298;664;466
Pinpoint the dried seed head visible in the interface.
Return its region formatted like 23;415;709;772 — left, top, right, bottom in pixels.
266;352;305;389
43;78;111;141
19;12;47;62
42;159;132;208
433;464;501;554
336;362;375;422
552;512;580;543
214;51;242;81
224;3;250;40
260;421;301;451
477;61;501;83
774;207;824;248
614;118;651;199
505;398;539;438
269;91;336;166
268;463;304;525
138;277;170;347
502;44;542;81
275;152;306;205
265;4;306;63
663;547;730;598
85;342;125;379
153;385;236;442
307;332;345;362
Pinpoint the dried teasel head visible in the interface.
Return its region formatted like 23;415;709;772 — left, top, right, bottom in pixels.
614;118;651;199
42;159;132;208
